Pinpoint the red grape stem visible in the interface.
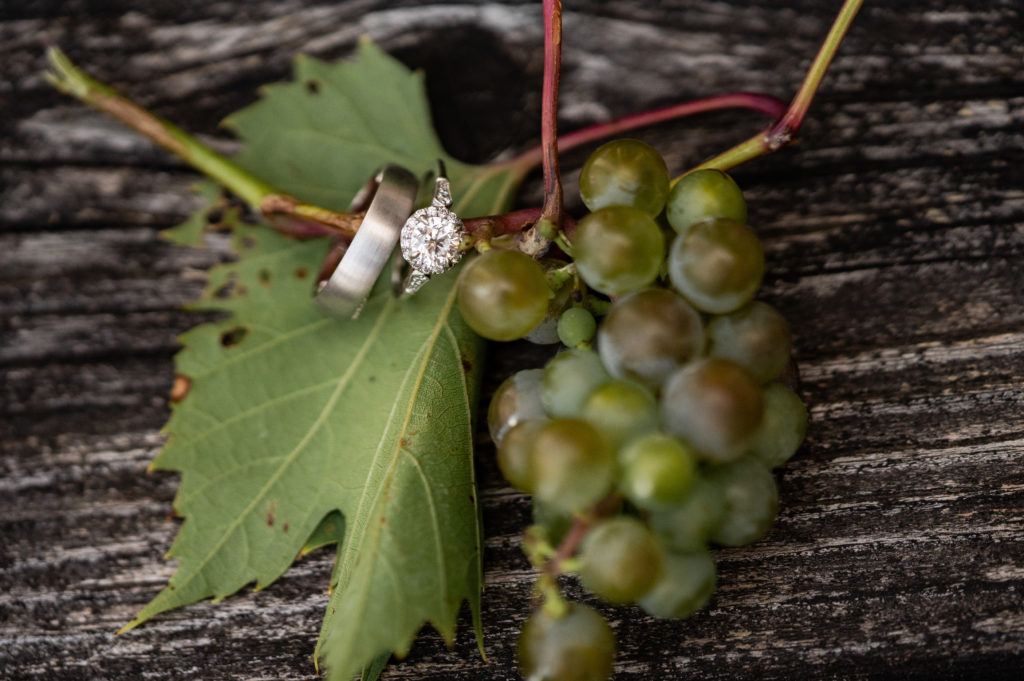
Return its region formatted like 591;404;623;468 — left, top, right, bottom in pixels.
538;0;565;230
685;0;864;175
540;493;621;581
504;92;786;170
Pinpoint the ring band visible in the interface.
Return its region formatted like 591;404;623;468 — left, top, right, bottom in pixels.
315;165;418;318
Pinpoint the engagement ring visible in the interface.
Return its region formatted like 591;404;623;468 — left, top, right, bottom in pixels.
400;160;466;295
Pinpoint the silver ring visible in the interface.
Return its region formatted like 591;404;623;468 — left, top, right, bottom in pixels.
399;160;467;295
315;165;418;318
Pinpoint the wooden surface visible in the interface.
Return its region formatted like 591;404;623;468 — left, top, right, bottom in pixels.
2;1;1023;679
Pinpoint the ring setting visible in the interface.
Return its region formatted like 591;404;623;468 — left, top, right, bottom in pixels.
400;163;465;294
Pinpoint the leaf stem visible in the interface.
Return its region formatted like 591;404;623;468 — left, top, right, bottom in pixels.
45;47;364;238
539;0;565;228
685;0;864;175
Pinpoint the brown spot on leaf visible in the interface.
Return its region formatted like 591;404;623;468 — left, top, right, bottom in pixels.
461;357;473;373
400;437;411;449
234;284;249;297
220;326;249;348
266;502;276;527
242;235;258;250
295;267;309;279
258;268;272;286
170;374;192;403
283;522;290;533
306;79;321;94
213;273;239;299
205;208;224;224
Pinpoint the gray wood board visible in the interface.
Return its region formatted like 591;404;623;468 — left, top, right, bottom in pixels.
2;1;1023;680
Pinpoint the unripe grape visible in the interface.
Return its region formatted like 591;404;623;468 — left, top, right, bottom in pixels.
597;289;704;391
707;456;779;547
557;307;597;348
749;383;808;468
661;358;764;463
518;603;616;681
579;516;663;603
707;301;792;383
579;138;670;216
457;249;550;341
580;380;659;450
530;418;614;514
575;206;665;296
648;476;725;552
496;419;547;494
638;549;716;619
541;348;609;417
618;434;697;509
488;369;545;446
668;217;764;314
666;169;747;234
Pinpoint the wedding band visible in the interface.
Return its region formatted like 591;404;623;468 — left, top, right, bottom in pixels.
315;164;418;318
399;160;467;295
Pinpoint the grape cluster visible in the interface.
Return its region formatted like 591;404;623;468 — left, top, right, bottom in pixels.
473;139;807;681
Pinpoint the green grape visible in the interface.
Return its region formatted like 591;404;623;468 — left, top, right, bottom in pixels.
707;301;792;383
707;456;779;547
541;348;610;417
666;169;747;234
579;516;663;603
638;549;716;619
488;368;546;446
661;358;764;463
579;138;670;215
457;249;550;341
618;434;697;509
530;418;614;514
597;288;704;391
518;603;615;681
525;261;575;345
749;383;808;468
557;307;597;348
497;418;547;494
574;206;665;296
580;380;659;450
668;217;764;314
648;476;725;552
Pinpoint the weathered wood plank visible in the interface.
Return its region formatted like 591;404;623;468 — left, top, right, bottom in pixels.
2;1;1023;680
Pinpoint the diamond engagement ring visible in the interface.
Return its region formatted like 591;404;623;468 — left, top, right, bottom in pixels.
315;164;419;318
400;160;466;295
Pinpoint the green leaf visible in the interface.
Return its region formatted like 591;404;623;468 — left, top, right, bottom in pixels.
124;39;528;681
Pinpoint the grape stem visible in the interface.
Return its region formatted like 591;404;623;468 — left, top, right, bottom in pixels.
686;0;864;174
539;494;621;581
505;92;786;169
538;0;565;229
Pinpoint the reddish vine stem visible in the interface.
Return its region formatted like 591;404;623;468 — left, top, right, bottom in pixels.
538;0;565;228
541;494;622;580
507;91;787;169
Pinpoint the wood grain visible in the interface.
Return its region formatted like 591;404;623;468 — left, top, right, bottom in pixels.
2;1;1023;680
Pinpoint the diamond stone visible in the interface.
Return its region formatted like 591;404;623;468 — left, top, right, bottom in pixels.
400;206;465;274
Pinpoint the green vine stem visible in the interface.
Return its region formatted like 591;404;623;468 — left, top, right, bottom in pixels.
687;0;865;174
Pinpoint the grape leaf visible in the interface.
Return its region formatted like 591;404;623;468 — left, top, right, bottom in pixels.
128;39;527;680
